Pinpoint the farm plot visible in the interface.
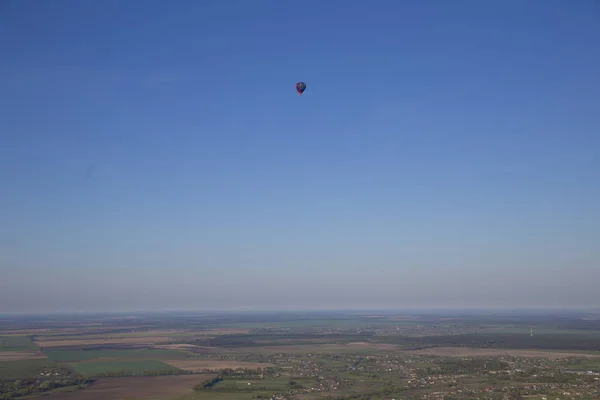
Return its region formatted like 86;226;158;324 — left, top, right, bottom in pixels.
0;358;58;380
35;335;174;348
176;376;317;400
215;376;311;390
406;347;600;358
70;359;182;376
0;351;47;361
154;344;232;354
38;374;215;400
45;348;184;362
229;342;402;355
162;359;275;372
0;335;38;351
36;329;196;340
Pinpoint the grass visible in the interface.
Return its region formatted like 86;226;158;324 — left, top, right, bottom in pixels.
172;377;315;400
215;376;312;390
0;358;56;380
174;391;255;400
44;348;184;362
0;335;38;351
70;359;183;376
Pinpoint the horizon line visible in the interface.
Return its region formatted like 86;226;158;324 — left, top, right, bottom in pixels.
1;306;599;317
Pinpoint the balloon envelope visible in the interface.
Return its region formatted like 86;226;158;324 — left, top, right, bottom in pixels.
296;82;306;95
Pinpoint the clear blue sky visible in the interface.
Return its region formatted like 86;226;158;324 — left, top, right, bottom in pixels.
1;0;599;312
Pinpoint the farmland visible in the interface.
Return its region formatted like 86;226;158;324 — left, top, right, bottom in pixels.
163;359;275;371
0;358;59;380
0;351;47;362
35;335;174;348
70;359;182;376
39;375;215;400
45;348;183;362
0;336;38;352
1;310;600;399
405;347;600;359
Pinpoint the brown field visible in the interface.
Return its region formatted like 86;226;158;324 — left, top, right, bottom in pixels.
0;351;47;361
200;328;253;335
254;338;326;344
154;344;204;350
41;374;214;400
407;347;600;359
227;342;403;354
153;344;229;353
38;330;189;341
0;326;150;335
35;336;173;348
1;329;82;335
345;342;401;350
162;359;275;371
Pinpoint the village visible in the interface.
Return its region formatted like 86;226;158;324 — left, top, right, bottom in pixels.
197;351;600;400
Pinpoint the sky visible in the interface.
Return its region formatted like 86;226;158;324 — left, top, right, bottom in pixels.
1;0;599;313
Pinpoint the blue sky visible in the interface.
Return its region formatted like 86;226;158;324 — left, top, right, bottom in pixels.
1;0;599;312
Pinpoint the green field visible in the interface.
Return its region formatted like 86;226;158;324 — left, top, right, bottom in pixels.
0;336;38;351
70;359;183;376
173;376;316;400
215;376;313;390
35;332;195;340
0;359;56;380
175;392;256;400
44;348;183;362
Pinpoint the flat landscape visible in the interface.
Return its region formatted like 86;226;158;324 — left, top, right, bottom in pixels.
406;346;600;359
35;336;175;348
162;359;275;371
0;351;47;362
1;311;600;400
39;375;214;400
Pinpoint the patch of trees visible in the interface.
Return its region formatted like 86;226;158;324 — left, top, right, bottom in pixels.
287;380;303;389
194;376;223;391
0;377;92;399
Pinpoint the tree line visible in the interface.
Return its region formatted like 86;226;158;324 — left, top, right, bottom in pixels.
0;377;92;399
194;376;223;391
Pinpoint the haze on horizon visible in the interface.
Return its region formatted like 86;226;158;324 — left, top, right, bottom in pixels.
1;0;599;314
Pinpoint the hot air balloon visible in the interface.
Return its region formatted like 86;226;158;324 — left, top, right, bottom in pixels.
296;82;306;95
